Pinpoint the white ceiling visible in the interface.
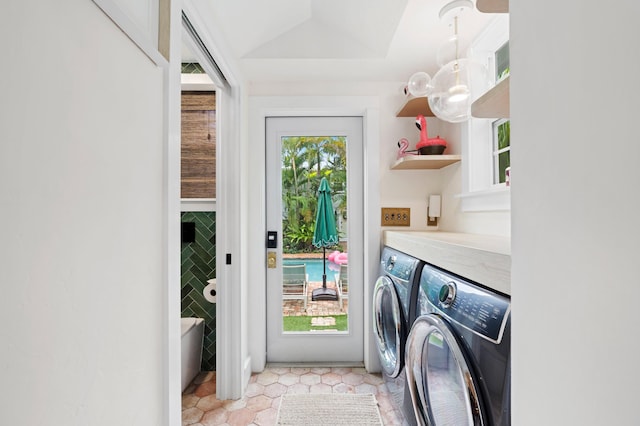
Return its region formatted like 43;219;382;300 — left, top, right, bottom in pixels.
183;0;497;84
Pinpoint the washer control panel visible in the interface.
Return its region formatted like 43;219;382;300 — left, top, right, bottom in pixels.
380;247;422;321
420;263;510;344
381;248;419;281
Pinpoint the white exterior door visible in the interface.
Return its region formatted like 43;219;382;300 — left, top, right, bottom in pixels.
265;116;364;363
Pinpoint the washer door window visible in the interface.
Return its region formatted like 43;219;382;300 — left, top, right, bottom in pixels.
406;315;485;426
373;275;405;378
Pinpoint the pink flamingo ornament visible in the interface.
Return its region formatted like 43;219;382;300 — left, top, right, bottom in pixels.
397;138;417;159
415;114;447;154
416;115;429;147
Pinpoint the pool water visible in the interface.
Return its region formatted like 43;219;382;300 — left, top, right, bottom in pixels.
283;258;340;282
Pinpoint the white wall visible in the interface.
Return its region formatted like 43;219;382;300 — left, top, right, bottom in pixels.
0;1;167;425
511;1;640;424
419;118;512;237
380;114;444;231
440;163;511;236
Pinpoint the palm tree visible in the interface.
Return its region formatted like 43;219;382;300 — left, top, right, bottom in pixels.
281;136;347;252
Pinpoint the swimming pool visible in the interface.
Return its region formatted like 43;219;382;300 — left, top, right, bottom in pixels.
283;258;340;282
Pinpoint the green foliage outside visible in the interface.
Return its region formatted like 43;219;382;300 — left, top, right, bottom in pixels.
282;315;348;332
281;136;347;253
497;120;510;183
497;120;510;150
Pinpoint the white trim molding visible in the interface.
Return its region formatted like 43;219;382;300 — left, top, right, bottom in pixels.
91;0;168;67
182;0;245;401
161;0;182;425
181;73;216;91
457;14;511;213
181;199;217;212
456;186;510;212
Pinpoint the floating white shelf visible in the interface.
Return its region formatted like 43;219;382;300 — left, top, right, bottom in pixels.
476;0;508;13
396;96;435;117
391;155;461;170
471;75;510;119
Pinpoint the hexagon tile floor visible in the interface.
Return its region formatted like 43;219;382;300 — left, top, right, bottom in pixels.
182;367;408;425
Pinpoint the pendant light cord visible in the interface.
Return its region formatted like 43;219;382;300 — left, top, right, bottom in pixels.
454;16;460;79
455;16;459;64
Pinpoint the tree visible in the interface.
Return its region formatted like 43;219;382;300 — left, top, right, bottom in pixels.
281;136;347;252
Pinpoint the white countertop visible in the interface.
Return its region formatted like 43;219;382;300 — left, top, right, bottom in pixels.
383;231;511;296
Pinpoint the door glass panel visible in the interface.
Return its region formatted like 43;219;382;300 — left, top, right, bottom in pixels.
424;330;474;425
280;136;348;333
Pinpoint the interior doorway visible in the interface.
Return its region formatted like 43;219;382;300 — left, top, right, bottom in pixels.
179;29;219;398
179;89;217;364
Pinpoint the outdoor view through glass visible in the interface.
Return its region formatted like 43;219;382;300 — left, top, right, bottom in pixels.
280;135;348;333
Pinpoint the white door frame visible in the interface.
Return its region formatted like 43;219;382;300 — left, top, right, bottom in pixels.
181;1;245;401
248;96;382;375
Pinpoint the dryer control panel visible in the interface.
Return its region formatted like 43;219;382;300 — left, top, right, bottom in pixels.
420;263;510;344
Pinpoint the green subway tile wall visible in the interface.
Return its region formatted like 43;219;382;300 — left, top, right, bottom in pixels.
181;62;205;74
181;211;216;371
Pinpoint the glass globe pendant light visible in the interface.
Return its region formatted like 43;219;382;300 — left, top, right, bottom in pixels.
429;57;489;122
407;71;432;97
428;0;490;123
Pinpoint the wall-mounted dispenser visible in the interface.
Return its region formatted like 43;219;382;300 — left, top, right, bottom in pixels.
427;194;441;227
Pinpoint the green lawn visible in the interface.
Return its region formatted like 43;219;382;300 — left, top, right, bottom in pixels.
283;315;348;332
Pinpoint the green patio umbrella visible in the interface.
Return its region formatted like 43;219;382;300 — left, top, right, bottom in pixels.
311;177;339;301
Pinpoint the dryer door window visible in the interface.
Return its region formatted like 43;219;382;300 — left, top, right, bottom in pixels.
406;315;485;426
373;275;405;378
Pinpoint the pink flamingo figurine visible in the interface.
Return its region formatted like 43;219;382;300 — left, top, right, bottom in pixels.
415;114;447;155
415;115;429;147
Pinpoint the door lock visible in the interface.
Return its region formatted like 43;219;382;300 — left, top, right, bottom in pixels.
267;251;277;269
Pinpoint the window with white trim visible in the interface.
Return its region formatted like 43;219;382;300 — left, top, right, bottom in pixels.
492;41;511;186
459;15;510;212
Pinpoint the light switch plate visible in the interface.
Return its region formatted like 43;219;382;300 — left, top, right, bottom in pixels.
381;207;410;226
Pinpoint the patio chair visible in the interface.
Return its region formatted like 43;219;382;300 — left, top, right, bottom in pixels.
335;263;348;310
282;264;308;311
